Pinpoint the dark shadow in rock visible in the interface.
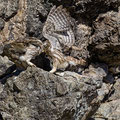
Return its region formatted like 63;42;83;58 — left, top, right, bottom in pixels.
0;18;5;31
102;85;115;103
87;44;100;63
31;53;51;72
48;0;73;7
103;74;115;84
13;83;21;94
0;64;16;80
0;53;51;84
0;64;23;84
4;11;18;22
37;11;47;23
88;118;95;120
0;113;3;120
59;109;75;120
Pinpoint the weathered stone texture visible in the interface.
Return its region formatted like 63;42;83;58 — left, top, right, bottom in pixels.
0;67;104;120
26;0;49;39
0;0;19;20
0;56;14;76
93;99;120;120
0;0;120;120
89;10;120;67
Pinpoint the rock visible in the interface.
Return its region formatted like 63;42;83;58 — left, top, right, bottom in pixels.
90;78;120;120
82;63;108;79
91;11;119;44
0;83;3;94
0;0;120;119
89;11;120;67
71;24;91;60
97;83;111;101
109;65;120;75
108;78;120;101
0;42;4;54
0;18;5;30
118;6;120;36
93;99;120;120
0;67;106;120
0;56;14;76
0;0;27;43
26;0;48;39
0;0;19;20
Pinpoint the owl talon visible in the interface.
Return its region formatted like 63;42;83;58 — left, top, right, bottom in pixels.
27;61;36;67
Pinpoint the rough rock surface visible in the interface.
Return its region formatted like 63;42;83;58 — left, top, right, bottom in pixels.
0;0;19;20
0;67;105;120
89;10;120;67
93;99;120;120
108;78;120;101
26;0;49;39
0;56;14;77
0;0;120;120
91;78;120;120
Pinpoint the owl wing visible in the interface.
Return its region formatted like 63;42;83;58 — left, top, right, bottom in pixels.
46;5;70;31
43;5;75;48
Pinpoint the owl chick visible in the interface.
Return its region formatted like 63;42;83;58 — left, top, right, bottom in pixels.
42;5;81;51
2;37;43;69
43;40;86;73
42;5;86;73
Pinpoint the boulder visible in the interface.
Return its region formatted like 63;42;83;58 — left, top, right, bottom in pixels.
0;66;107;120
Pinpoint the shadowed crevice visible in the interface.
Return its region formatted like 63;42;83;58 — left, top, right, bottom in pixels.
31;53;51;71
0;113;3;120
0;64;23;84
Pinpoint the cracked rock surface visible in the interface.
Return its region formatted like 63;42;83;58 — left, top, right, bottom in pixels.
0;0;120;120
0;67;104;120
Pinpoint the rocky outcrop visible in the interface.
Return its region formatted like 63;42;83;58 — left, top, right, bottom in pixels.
0;66;108;120
92;79;120;120
0;0;120;120
108;78;120;101
93;99;120;120
0;56;14;77
0;0;19;20
89;10;120;67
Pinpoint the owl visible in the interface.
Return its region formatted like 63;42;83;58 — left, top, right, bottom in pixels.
2;38;43;69
42;5;86;73
43;40;86;73
42;5;78;51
